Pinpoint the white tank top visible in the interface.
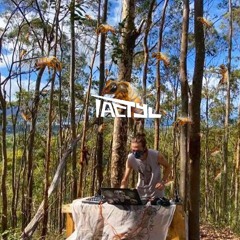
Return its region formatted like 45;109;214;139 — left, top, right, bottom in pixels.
127;149;164;199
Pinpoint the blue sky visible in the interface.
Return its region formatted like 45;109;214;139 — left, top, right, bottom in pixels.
0;0;239;111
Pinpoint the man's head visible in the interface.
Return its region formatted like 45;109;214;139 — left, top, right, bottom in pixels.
131;133;147;159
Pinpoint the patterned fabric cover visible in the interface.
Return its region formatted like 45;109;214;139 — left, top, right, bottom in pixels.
67;198;176;240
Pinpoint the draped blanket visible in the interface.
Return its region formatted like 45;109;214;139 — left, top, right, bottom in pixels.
67;198;176;240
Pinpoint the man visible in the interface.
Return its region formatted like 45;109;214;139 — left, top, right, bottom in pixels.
120;133;171;200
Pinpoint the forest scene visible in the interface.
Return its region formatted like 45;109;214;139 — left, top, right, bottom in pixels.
0;0;240;239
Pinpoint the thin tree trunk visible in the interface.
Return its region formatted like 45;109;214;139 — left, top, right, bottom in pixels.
189;0;205;239
69;0;78;200
25;67;45;226
78;1;101;197
58;20;64;235
10;70;21;229
41;0;61;236
0;86;8;239
179;0;189;209
41;73;56;238
234;104;240;224
154;0;169;150
222;0;232;216
143;0;155;105
204;82;210;219
11;109;18;229
96;0;108;192
142;0;155;131
21;131;28;231
172;83;179;194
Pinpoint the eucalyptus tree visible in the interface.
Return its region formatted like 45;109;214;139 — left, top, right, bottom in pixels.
188;0;205;238
0;77;8;240
179;0;189;210
111;0;142;187
0;0;48;235
142;0;155;118
41;0;63;237
95;0;109;193
69;0;78;201
234;103;240;226
222;0;233;218
154;0;169;150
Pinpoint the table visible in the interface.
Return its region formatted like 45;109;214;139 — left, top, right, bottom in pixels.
67;198;176;240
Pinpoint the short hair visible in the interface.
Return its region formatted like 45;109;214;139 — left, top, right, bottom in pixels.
131;133;147;149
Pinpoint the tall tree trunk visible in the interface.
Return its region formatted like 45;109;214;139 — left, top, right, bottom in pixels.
179;0;189;209
78;2;101;197
58;22;64;235
142;0;155;104
142;0;155;130
41;0;61;236
189;0;205;239
41;72;56;239
21;129;28;230
234;104;240;224
10;62;21;229
11;107;18;229
222;0;232;217
69;0;78;200
0;86;8;239
111;0;138;187
172;81;179;194
25;67;45;226
96;0;108;192
154;0;169;150
204;81;210;219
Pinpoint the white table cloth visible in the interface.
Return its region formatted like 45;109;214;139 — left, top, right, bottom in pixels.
67;198;176;240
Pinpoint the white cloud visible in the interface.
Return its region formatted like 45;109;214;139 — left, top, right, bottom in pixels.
0;15;7;29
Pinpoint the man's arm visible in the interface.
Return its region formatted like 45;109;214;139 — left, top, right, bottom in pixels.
158;152;171;183
120;160;132;188
155;152;172;190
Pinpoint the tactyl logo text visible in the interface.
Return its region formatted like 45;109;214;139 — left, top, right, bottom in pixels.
92;95;162;118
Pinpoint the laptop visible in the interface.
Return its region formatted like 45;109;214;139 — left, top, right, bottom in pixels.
100;187;147;205
82;195;106;204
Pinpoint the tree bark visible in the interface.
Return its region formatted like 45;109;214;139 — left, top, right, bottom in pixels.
222;0;232;216
111;0;138;187
69;0;78;200
78;1;101;197
154;0;169;150
96;0;108;192
41;0;61;236
141;0;155;132
179;0;189;210
204;82;210;219
0;85;8;239
189;0;205;239
25;67;45;226
234;104;240;224
10;52;21;229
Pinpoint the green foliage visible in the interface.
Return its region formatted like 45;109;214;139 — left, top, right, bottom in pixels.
132;52;143;70
1;228;21;240
232;7;240;25
1;0;240;238
109;34;123;64
73;3;86;25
